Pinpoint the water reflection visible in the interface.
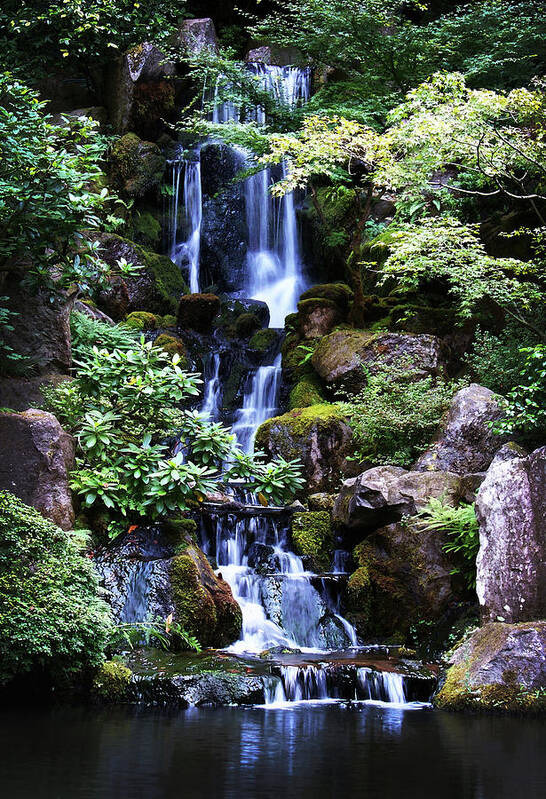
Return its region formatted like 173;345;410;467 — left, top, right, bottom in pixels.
0;705;544;798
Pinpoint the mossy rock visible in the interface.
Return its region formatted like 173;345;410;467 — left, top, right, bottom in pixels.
92;660;132;703
346;566;372;614
299;283;354;313
110;132;166;198
288;375;325;409
177;294;221;334
436;622;546;714
170;544;242;648
249;328;279;355
153;334;188;367
291;511;333;572
133;210;162;247
234;312;262;339
157;314;177;328
123;311;158;331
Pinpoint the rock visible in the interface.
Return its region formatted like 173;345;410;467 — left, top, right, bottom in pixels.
249;328;280;356
436;622;546;712
333;466;462;532
177;294;221;333
61;106;109;128
415;384;507;475
109;133;166;198
299;283;354;314
0;374;71;413
1;277;71;374
312;330;445;393
297;298;343;338
290;511;333;572
73;300;114;326
0;409;75;529
308;493;336;512
288;376;325;409
104;42;176;134
245;45;303;66
346;519;459;640
475;445;545;623
255;404;363;493
95;233;188;317
178;18;219;55
247;542;277;574
153;334;188;366
171;544;242;648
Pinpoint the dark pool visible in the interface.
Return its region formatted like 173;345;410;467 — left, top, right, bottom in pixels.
0;703;544;799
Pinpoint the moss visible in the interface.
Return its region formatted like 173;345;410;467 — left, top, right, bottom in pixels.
110;133;165;198
249;328;279;354
158;314;177;328
154;334;188;366
123;311;158;331
289;375;325;409
134;210;162;246
291;511;333;571
234;312;261;338
346;566;372;614
255;403;344;456
92;660;132;703
299;283;354;312
163;517;197;544
170;554;217;645
144;250;189;314
285;312;299;331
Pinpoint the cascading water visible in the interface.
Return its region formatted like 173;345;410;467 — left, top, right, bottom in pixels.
200;352;222;420
168;151;202;293
230;354;282;453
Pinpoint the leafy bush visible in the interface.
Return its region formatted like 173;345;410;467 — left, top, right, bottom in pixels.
70;311;138;359
465;324;537;395
415;497;480;590
0;492;112;686
46;338;303;531
493;344;546;440
341;365;459;466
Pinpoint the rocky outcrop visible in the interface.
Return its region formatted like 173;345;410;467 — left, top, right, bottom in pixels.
415;384;506;474
0;409;75;529
109;133;166;198
177;294;221;333
333;466;462;533
178;18;219;55
436;622;546;713
104;42;176;134
311;330;445;393
95;233;188;317
255;404;363;493
296;283;354;339
1;277;71;374
346;518;459;640
245;45;303;66
475;445;545;624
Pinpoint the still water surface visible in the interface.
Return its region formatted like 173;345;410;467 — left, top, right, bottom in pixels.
0;704;544;799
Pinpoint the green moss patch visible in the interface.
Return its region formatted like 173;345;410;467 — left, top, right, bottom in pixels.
290;511;333;571
123;311;158;331
289;375;325;409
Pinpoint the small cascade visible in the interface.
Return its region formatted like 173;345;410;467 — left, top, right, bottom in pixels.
357;668;407;704
120;561;154;623
231;354;282;453
331;550;351;574
168;151;202;293
200;512;358;654
200;352;222;420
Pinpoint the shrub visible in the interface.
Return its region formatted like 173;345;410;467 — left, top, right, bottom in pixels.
465;324;535;395
341;365;460;466
0;492;112;686
493;344;546;440
70;311;138;359
415;497;480;590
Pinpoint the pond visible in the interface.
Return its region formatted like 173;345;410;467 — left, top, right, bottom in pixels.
0;704;544;798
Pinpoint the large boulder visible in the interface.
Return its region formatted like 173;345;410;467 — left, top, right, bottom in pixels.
177;294;221;333
104;42;176;134
475;445;545;624
255;404;363;493
296;283;354;339
436;622;546;712
109;133;166;198
415;384;507;475
170;544;242;648
95;233;188;317
346;518;458;640
311;330;445;393
178;18;219;55
0;409;75;530
1;277;71;375
333;466;462;533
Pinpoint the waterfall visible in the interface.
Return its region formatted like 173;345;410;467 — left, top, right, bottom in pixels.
200;352;222;420
201;513;358;655
120;561;153;623
231;354;282;454
168;151;202;293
